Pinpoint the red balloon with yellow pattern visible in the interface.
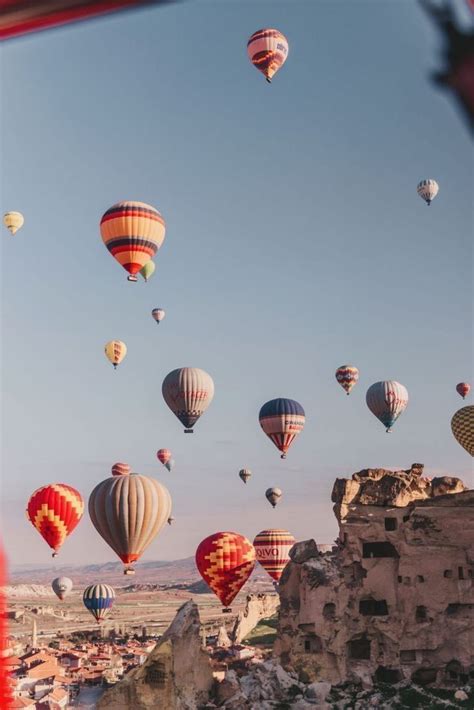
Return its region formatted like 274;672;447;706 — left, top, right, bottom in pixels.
27;484;84;557
195;532;256;611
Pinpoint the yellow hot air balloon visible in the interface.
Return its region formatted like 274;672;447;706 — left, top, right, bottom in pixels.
104;340;127;370
140;261;156;282
4;211;24;235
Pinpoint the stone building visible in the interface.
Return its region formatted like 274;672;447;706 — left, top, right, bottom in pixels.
276;465;474;687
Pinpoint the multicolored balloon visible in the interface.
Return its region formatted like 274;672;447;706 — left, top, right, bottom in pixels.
239;468;252;484
157;449;172;467
3;211;24;235
88;469;172;574
456;382;471;400
253;529;295;583
52;577;73;601
265;487;282;508
366;381;409;432
335;365;359;395
152;308;166;324
417;179;439;205
259;398;305;458
140;260;156;282
100;201;165;282
451;405;474;456
111;462;131;477
83;584;115;623
162;368;215;433
27;484;84;557
104;340;127;369
195;532;256;611
247;28;289;83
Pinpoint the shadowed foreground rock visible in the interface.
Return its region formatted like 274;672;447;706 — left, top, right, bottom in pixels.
97;600;213;709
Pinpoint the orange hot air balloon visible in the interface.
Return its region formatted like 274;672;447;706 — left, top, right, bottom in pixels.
27;484;84;557
253;529;295;583
195;532;256;612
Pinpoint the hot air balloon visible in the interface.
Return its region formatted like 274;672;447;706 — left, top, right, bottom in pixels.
456;382;471;400
27;484;84;557
140;261;156;282
162;368;215;433
265;487;282;508
104;340;127;370
100;201;165;282
366;381;409;432
88;468;172;575
195;532;255;612
3;211;24;235
253;529;295;583
157;449;172;467
111;462;131;477
451;405;474;456
417;179;439;205
167;516;175;526
83;584;115;623
259;398;305;458
239;468;252;484
335;365;359;395
152;308;166;324
52;577;73;601
247;28;289;83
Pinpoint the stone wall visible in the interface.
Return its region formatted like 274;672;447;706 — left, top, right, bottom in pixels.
275;465;474;688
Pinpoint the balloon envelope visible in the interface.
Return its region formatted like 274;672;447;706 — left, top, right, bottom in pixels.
3;211;24;235
52;577;73;601
335;365;359;395
451;405;474;456
366;381;408;432
152;308;166;324
195;532;255;608
83;584;115;623
456;383;471;400
88;470;172;573
100;201;165;280
27;484;84;555
162;368;215;432
253;529;295;583
140;261;156;281
266;487;282;508
259;398;305;458
157;449;172;466
417;179;439;205
239;469;252;484
104;340;127;369
111;462;131;477
247;28;289;82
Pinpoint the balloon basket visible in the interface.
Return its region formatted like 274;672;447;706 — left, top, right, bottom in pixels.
124;568;135;576
280;454;286;459
222;608;232;614
127;275;138;282
184;429;194;434
52;552;58;558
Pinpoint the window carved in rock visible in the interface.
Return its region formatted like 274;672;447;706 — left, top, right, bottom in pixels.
359;598;388;616
348;636;371;660
362;542;399;559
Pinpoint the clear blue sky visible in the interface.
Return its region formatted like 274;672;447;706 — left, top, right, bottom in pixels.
1;0;472;568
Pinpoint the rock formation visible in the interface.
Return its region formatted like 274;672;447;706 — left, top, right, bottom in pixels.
276;465;474;688
231;593;280;644
97;600;213;709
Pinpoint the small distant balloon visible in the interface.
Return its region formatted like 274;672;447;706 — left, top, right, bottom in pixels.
366;381;408;432
259;398;305;458
417;179;439;205
52;577;72;601
152;308;166;324
451;405;474;456
111;462;131;477
104;340;127;370
335;365;359;395
456;382;471;400
167;516;175;526
3;211;24;235
266;487;282;508
162;368;215;433
239;468;252;484
247;28;289;83
83;584;115;623
140;261;156;282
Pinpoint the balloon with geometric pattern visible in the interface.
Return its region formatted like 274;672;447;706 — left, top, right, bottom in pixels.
195;531;256;611
366;381;409;432
451;405;474;456
259;398;305;458
335;365;359;395
417;179;439;206
247;28;289;83
83;583;115;623
52;577;73;601
140;260;156;282
27;484;84;557
456;382;471;400
162;367;215;433
100;201;165;282
253;529;295;583
3;211;24;235
104;340;127;370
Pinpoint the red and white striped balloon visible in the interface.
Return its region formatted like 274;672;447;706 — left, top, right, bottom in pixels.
253;529;295;583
